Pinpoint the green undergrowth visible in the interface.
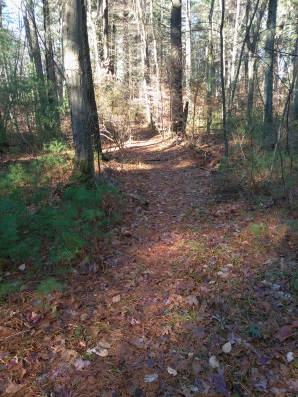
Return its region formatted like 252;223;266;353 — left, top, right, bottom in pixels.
0;140;121;279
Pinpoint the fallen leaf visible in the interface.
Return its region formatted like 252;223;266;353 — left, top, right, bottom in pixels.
167;366;177;376
60;348;78;363
73;358;91;370
112;294;121;303
287;379;298;392
87;346;109;357
270;387;287;396
131;337;146;349
286;352;294;363
98;348;109;357
222;341;232;353
80;313;89;322
274;325;293;341
192;360;203;373
144;373;158;383
130;318;141;325
254;376;268;391
212;369;230;397
209;355;220;368
98;340;111;349
161;325;172;335
185;295;199;306
179;385;198;397
5;383;24;394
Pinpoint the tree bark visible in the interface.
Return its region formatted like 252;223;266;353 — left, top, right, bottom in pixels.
185;0;191;107
170;0;183;135
24;0;48;132
62;0;94;179
246;0;266;130
81;0;104;170
220;0;228;156
102;0;110;72
42;0;61;135
206;0;215;137
263;0;277;147
292;23;298;119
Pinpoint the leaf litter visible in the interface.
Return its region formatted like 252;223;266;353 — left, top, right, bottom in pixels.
0;131;297;396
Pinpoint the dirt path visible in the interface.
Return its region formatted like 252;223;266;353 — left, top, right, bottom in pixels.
1;133;297;397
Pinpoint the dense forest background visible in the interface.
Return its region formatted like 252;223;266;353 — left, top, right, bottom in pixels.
0;0;297;184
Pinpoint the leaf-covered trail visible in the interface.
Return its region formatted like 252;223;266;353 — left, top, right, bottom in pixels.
1;132;297;397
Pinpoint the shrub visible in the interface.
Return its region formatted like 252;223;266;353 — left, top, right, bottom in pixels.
0;141;120;270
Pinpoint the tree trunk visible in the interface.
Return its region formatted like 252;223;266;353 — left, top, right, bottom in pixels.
220;0;228;156
185;0;191;107
135;0;151;124
42;0;61;136
263;0;277;147
0;0;8;148
81;0;104;170
170;0;183;135
292;26;298;119
24;0;48;133
0;0;3;27
62;0;94;179
228;0;241;109
102;0;110;72
246;0;266;130
206;0;215;137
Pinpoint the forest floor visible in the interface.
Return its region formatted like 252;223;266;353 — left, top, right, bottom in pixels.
0;130;297;397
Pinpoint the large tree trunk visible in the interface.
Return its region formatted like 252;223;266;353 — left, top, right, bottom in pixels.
62;0;94;179
81;0;104;170
263;0;277;147
170;0;183;135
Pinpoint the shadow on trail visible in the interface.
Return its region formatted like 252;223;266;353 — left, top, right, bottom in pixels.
62;134;297;396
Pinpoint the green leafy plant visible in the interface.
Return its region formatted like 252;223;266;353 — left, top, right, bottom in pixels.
246;323;262;339
250;223;269;235
291;271;298;291
37;277;66;294
0;281;23;300
0;142;121;269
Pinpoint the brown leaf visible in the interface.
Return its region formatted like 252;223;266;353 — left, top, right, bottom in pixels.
5;383;24;394
274;325;293;341
112;294;121;303
0;326;14;338
287;379;298;392
73;358;91;370
60;349;78;363
160;325;172;335
131;337;146;349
